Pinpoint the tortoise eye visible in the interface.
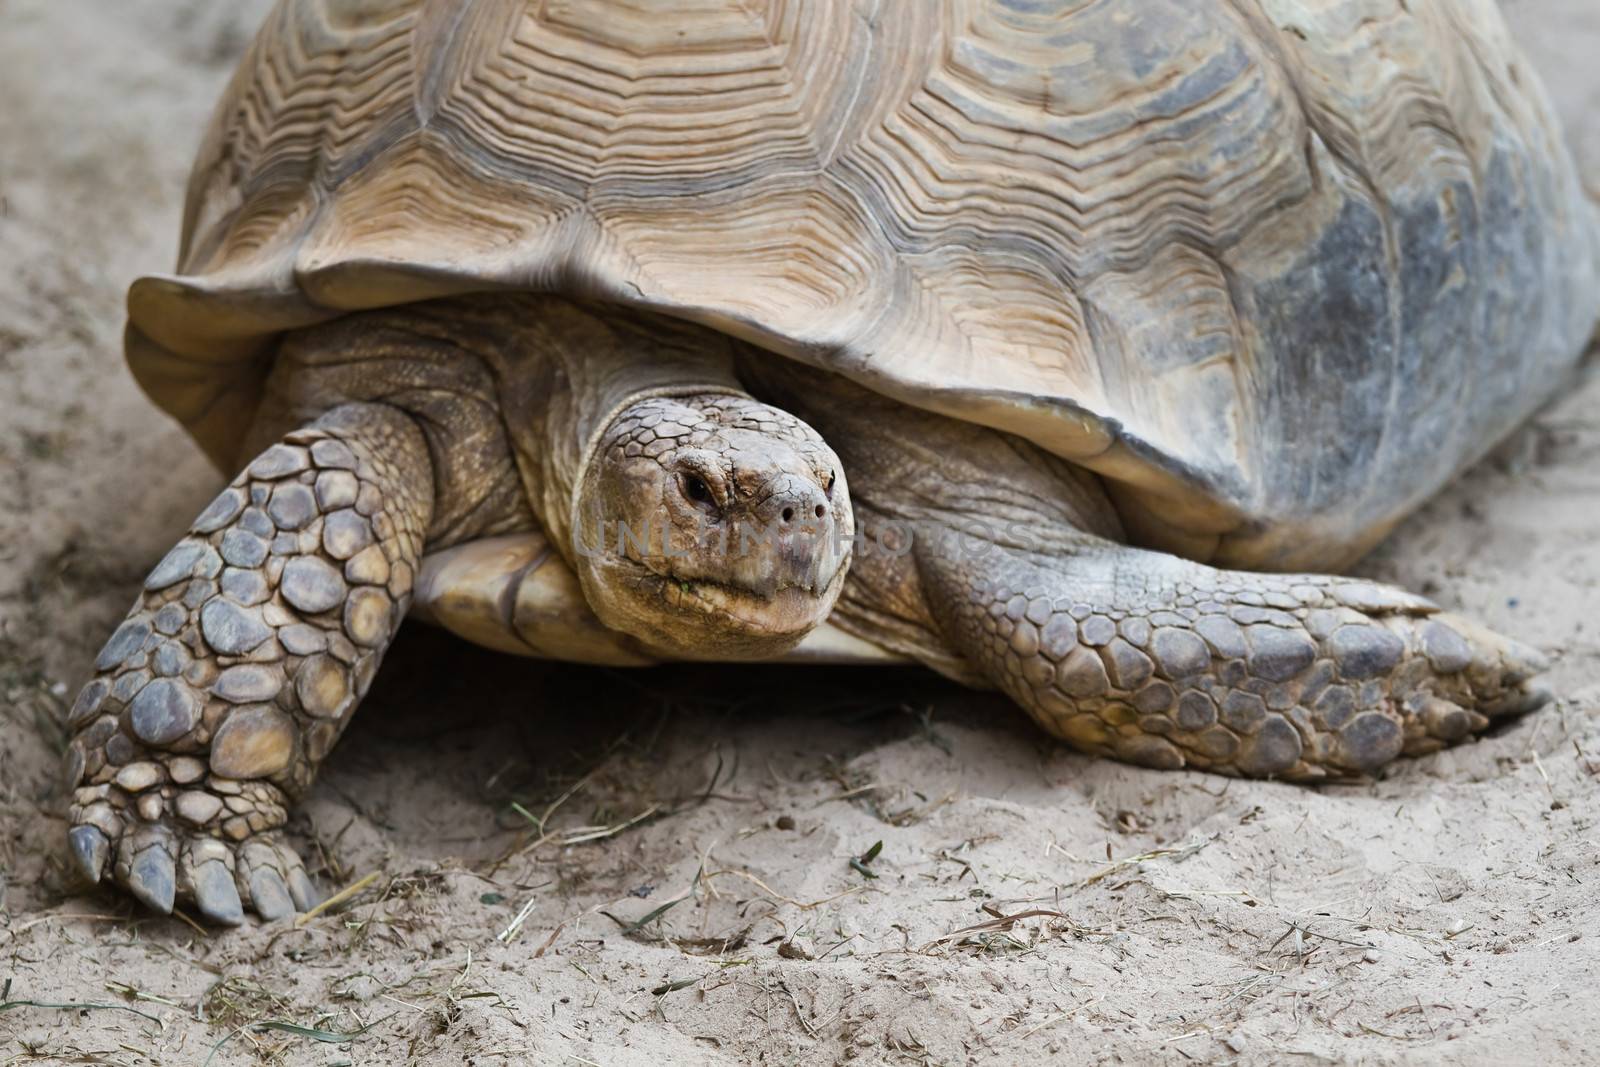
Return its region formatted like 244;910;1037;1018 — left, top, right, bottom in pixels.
824;471;837;497
680;472;715;506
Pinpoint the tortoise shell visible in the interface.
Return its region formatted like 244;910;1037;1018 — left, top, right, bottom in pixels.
126;0;1600;570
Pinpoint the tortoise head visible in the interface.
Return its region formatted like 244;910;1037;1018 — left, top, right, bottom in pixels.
572;392;853;658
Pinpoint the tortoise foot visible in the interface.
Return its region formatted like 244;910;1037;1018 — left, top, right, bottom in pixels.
919;539;1554;780
67;756;318;923
72;819;317;926
61;404;432;922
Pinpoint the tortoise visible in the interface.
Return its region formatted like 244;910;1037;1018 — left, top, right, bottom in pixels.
62;0;1597;924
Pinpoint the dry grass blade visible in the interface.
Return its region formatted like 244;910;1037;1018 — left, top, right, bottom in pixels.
605;866;704;935
0;977;164;1026
919;908;1093;952
294;871;381;927
650;976;699;996
558;805;661;845
1074;834;1217;888
497;895;539;943
703;868;872;911
202;1014;394;1067
849;839;884;879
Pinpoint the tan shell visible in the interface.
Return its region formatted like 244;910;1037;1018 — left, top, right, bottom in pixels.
128;0;1599;570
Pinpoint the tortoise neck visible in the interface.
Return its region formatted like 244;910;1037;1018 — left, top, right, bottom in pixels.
483;295;750;562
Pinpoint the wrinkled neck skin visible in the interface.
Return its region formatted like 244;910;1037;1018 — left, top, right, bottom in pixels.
495;297;750;560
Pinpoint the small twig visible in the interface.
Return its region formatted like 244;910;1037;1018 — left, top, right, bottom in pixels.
1073;834;1217;889
1018;996;1101;1039
1531;749;1561;807
294;871;381;928
559;805;661;845
6;912;129;936
919;908;1093;952
702;868;872;911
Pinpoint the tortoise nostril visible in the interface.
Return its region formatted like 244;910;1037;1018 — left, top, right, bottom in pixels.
814;503;827;519
781;506;795;523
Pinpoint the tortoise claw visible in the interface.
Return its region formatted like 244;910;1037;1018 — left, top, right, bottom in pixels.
1500;641;1551;685
1483;682;1553;718
248;868;295;922
121;830;177;915
69;825;109;885
183;839;244;926
287;866;321;912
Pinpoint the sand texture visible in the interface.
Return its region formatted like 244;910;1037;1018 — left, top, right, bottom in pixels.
2;1;1598;1063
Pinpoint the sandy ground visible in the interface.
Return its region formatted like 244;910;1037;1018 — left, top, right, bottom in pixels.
1;2;1598;1064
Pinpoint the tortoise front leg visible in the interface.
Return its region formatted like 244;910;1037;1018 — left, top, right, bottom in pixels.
63;403;432;923
916;534;1551;780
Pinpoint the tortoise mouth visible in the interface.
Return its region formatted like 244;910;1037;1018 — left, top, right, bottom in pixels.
622;554;846;646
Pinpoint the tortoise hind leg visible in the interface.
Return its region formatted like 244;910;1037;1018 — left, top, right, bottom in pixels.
916;534;1550;779
63;403;432;922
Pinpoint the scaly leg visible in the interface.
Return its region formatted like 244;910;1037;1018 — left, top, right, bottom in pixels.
918;536;1549;779
63;403;432;922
